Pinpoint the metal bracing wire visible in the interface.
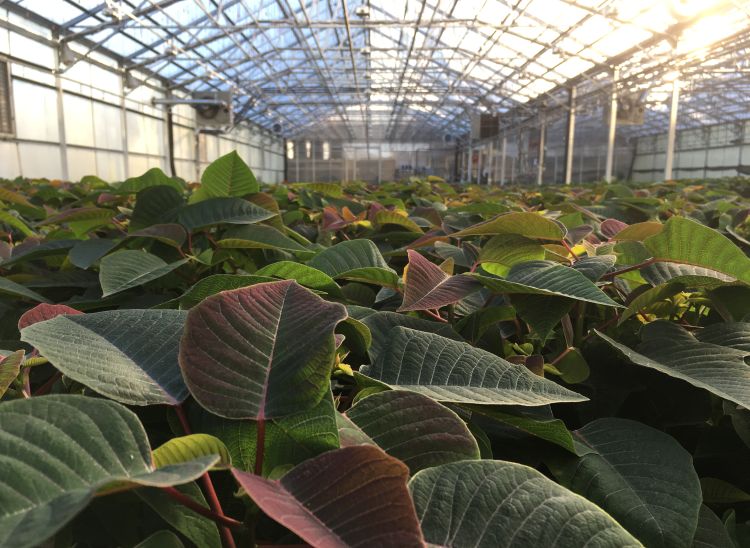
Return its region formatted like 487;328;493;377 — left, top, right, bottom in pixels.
3;0;750;141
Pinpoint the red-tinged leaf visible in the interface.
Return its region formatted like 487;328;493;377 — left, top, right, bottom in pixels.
398;249;480;312
232;445;425;548
18;303;82;330
405;230;449;250
600;218;628;239
179;280;348;420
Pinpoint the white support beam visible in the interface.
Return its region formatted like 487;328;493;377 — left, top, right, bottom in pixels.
605;68;618;183
537;120;546;186
565;87;576;185
500;135;507;185
487;140;494;185
477;145;484;184
664;78;680;181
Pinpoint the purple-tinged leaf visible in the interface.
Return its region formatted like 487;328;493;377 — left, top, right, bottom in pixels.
232;445;425;547
179;280;348;420
600;218;629;239
398;250;480;312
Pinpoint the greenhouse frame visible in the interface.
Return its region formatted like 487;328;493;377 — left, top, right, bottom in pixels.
0;0;749;184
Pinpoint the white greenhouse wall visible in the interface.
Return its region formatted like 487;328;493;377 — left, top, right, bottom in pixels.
632;121;750;181
0;9;284;183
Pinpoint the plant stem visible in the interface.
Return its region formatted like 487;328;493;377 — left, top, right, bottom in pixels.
254;418;266;476
33;371;62;396
600;258;657;280
21;368;31;398
174;405;237;548
574;302;587;348
422;309;448;323
162;487;244;529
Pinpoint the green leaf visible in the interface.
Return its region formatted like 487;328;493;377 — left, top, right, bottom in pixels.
691;505;735;548
359;310;463;362
152;434;231;470
130;185;184;230
179;280;348;419
596;321;750;409
695;322;750;351
99;250;187;297
409;460;641;547
191;392;339;475
255;261;342;296
644;216;750;284
452;211;567;240
340;390;480;473
1;239;78;267
21;309;189;406
699;477;750;504
0;277;49;302
173;274;275;309
475;260;621;307
0;350;23;397
359;327;586;406
232;446;424;547
0;395;217;548
552;347;590;383
217;224;312;254
549;417;701;548
137;483;220;548
128;224;187;248
399;250;480;311
117;167;185;194
198;150;258;199
135;531;184;548
308;239;399;288
479;234;546;267
618;283;685;325
0;210;35;236
462;404;577;453
38;207;115;226
375;210;423;232
68;238;118;269
177;197;274;231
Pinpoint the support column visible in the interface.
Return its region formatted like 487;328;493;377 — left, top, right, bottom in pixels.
377;144;382;184
487;140;495;185
565;87;577;185
500;135;507;185
605;68;619;183
467;146;473;182
54;42;69;181
664;78;680;181
311;141;316;182
477;145;484;184
537;119;546;186
120;71;131;179
295;140;300;182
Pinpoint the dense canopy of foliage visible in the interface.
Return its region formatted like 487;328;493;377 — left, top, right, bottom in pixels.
1;151;749;547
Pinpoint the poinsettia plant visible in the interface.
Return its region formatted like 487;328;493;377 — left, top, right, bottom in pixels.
0;152;749;547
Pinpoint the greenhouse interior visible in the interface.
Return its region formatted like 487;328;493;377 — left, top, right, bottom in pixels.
0;0;749;184
2;2;750;548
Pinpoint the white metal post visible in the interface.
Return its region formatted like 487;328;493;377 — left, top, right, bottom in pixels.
565;87;576;185
605;68;618;183
537;119;546;186
377;144;382;184
477;145;484;184
664;79;680;181
487;140;495;185
311;141;316;182
295;140;300;182
467;146;473;182
500;135;507;185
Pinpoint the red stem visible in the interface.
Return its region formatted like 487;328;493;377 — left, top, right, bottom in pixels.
33;371;62;396
560;239;577;263
600;258;657;280
422;309;448;323
174;405;237;548
162;487;244;529
254;418;266;476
